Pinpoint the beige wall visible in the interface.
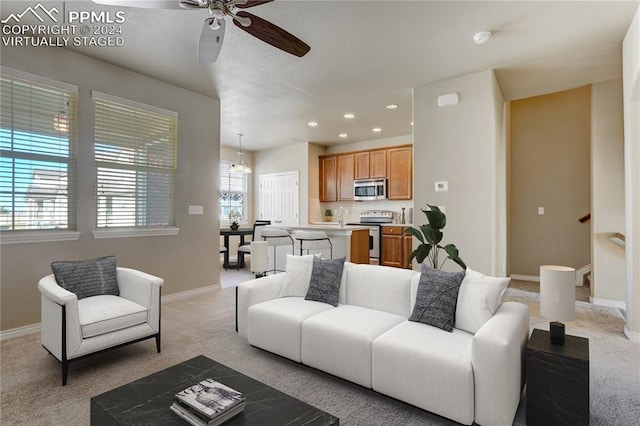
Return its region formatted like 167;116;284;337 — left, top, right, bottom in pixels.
591;79;626;305
325;135;411;155
413;70;505;275
622;5;640;339
1;46;221;331
509;86;591;276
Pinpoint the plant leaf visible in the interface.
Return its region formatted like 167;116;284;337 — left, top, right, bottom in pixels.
410;243;431;264
404;227;424;244
424;204;446;229
443;244;466;270
424;227;443;245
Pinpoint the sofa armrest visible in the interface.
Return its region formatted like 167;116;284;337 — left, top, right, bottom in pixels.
237;273;285;339
38;274;77;306
471;302;530;426
117;267;163;332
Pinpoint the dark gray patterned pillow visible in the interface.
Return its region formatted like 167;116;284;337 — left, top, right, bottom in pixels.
409;264;465;332
51;256;119;299
304;257;345;307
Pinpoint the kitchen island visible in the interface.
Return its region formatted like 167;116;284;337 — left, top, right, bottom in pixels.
268;224;371;265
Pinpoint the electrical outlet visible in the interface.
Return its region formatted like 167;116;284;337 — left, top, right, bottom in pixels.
188;205;204;215
538;207;544;215
435;181;448;192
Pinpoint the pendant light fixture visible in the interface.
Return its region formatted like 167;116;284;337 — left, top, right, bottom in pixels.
230;133;252;174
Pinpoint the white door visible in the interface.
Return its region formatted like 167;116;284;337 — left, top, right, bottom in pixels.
259;171;299;226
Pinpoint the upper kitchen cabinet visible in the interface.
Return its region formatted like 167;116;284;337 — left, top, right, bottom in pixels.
387;146;413;200
320;155;337;202
355;150;387;180
338;154;355;200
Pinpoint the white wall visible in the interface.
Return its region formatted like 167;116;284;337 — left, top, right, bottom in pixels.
591;79;626;306
622;5;640;340
326;135;412;155
0;45;221;330
253;142;309;223
413;70;505;275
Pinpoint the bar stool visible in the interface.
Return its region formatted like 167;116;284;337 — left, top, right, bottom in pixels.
260;228;294;274
294;230;332;259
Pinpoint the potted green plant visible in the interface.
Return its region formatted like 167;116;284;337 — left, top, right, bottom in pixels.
324;209;334;222
405;204;466;270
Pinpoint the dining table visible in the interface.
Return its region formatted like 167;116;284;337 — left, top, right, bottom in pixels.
219;227;254;270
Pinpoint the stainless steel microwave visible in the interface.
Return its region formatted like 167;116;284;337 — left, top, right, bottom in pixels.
354;178;386;201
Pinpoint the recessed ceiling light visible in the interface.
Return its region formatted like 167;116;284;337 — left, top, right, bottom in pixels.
343;113;355;119
372;127;382;133
473;31;492;45
410;122;414;126
308;121;318;127
339;133;348;138
385;104;398;110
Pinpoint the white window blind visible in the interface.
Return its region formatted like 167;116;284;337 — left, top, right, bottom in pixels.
219;160;246;220
0;70;77;231
93;92;177;229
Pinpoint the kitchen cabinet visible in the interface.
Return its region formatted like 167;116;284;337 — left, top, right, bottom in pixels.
337;154;355;200
387;147;413;200
319;144;411;202
320;156;337;202
350;229;370;264
381;226;413;269
354;150;387;180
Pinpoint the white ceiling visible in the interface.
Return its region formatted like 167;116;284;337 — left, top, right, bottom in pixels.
3;1;638;150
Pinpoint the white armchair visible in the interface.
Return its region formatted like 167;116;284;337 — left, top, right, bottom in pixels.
38;267;163;385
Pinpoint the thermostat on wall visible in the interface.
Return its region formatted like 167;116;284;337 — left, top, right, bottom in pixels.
435;181;448;192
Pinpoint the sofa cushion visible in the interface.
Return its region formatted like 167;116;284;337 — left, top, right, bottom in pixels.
455;268;510;334
372;320;474;425
305;256;345;307
247;297;334;362
345;264;418;317
51;256;119;300
279;254;315;297
409;264;465;332
78;295;147;338
301;305;405;388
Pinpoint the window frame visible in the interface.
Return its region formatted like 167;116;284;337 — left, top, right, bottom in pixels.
219;160;248;224
0;67;80;244
91;90;179;239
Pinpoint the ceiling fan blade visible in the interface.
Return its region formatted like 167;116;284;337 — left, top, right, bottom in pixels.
232;0;274;9
198;17;226;63
91;0;185;9
232;11;310;58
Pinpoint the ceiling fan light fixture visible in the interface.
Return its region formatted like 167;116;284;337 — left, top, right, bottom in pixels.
473;30;492;45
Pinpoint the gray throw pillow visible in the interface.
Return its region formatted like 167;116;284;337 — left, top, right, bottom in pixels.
409;264;466;332
304;257;345;307
51;256;119;299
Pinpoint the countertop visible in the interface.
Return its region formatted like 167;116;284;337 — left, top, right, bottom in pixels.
271;223;371;235
379;223;414;227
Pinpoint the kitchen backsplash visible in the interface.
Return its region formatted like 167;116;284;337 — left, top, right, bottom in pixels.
313;199;414;224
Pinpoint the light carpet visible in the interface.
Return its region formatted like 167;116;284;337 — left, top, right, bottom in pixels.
1;283;638;425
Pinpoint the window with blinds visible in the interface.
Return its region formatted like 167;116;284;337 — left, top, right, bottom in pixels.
219;161;246;220
0;70;77;231
93;91;177;229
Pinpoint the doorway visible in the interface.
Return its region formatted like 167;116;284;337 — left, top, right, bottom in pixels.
258;171;299;226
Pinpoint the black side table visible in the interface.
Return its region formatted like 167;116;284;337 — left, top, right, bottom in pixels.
526;328;589;426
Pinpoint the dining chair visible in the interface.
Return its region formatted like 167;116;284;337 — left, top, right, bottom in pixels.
237;220;271;269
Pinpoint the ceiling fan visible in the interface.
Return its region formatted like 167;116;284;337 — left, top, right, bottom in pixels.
91;0;310;63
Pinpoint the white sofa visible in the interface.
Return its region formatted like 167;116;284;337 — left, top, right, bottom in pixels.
238;262;530;426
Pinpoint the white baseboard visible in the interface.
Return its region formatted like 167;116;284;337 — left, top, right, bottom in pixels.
590;296;626;310
624;326;640;342
161;284;217;303
0;323;40;341
0;285;219;341
510;274;539;282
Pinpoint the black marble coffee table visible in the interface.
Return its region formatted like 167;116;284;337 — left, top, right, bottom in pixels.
91;355;339;425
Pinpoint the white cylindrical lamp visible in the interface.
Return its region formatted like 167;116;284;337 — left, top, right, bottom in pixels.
540;265;576;345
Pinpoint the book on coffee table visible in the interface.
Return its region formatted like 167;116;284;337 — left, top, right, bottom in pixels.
172;378;245;425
